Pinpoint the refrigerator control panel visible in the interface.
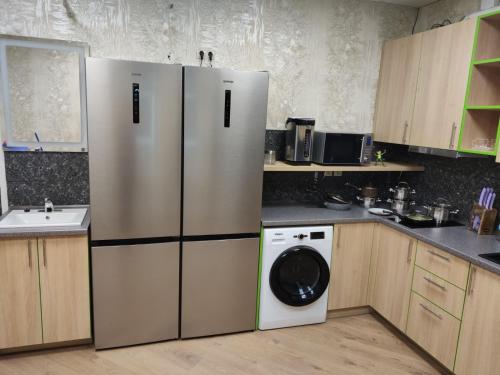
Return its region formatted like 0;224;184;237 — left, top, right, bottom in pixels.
224;89;231;128
133;83;140;124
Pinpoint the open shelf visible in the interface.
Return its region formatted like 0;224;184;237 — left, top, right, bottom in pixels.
263;161;424;173
467;63;500;107
474;11;500;61
459;108;500;155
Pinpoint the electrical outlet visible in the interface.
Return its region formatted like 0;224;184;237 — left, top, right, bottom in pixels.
334;171;342;177
324;171;332;177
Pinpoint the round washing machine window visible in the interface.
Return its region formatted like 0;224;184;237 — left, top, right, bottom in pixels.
269;246;330;307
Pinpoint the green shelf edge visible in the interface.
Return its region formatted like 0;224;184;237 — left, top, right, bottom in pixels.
473;57;500;65
465;106;500;110
457;11;500;156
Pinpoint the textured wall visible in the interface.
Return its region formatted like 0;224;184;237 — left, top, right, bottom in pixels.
414;0;481;33
0;0;416;132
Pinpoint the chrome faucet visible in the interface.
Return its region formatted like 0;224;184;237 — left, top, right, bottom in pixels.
44;198;54;213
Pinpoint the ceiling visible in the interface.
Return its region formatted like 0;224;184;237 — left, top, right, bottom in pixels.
371;0;438;7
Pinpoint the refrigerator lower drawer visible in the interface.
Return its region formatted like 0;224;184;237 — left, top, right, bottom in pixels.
181;237;259;338
92;242;180;349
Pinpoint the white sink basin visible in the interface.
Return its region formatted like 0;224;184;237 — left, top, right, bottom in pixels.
0;208;87;228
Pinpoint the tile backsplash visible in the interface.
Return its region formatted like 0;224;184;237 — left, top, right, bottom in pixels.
5;151;89;206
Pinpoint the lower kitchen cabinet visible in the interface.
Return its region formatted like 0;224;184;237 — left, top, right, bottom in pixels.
455;266;500;375
328;223;374;310
406;292;460;370
39;236;91;343
0;239;42;349
0;235;90;351
369;225;415;331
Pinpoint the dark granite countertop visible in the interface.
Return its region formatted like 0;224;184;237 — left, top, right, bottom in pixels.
0;205;90;238
262;203;500;275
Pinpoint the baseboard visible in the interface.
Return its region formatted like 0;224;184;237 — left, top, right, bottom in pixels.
327;306;371;319
0;338;93;356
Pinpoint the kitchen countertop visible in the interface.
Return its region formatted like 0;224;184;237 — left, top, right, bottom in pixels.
0;205;90;238
262;203;500;276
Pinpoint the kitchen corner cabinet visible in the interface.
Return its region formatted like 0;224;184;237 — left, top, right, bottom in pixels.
369;225;415;331
328;223;375;310
0;235;90;350
374;34;422;145
455;266;500;375
410;19;476;150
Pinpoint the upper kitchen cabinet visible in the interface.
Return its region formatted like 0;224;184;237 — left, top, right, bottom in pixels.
373;34;422;145
0;36;88;152
410;19;476;150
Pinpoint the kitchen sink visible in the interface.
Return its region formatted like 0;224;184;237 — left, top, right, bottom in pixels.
0;208;87;228
478;253;500;265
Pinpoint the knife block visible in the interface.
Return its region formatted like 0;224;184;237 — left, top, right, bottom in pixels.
468;203;498;235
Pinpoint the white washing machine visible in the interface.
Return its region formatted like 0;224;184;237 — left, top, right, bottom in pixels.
259;226;333;330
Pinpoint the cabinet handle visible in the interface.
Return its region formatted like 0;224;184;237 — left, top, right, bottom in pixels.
423;276;446;291
467;267;476;296
42;239;47;267
428;250;450;262
419;303;443;320
402;121;409;144
336;227;341;249
27;240;32;269
407;240;413;263
449;122;457;149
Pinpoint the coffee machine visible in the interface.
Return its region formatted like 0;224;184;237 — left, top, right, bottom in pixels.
285;117;315;164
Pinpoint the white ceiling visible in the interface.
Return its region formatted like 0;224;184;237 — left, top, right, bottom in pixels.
371;0;438;7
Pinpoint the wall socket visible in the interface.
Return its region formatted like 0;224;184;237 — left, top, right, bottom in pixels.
324;171;332;177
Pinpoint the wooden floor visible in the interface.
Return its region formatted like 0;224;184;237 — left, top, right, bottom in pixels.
0;315;440;375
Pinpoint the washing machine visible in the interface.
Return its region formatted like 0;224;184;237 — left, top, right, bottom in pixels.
259;226;333;330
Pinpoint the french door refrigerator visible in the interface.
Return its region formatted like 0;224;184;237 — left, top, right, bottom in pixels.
86;58;182;349
181;66;269;338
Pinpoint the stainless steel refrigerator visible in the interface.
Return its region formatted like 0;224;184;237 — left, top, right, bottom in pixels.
86;58;182;349
181;67;269;338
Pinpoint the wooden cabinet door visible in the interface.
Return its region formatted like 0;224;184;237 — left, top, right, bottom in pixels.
328;223;374;310
455;266;500;375
38;236;91;343
369;225;415;331
374;34;422;145
0;238;42;349
410;19;475;150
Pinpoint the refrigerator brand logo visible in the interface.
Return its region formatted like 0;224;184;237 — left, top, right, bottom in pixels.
131;73;142;76
223;80;234;83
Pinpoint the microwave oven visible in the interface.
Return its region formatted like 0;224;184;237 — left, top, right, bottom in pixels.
312;132;373;165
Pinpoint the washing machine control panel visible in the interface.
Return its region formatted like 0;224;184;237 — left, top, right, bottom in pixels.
270;229;327;245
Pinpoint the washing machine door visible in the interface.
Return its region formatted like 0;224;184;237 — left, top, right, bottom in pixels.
269;246;330;307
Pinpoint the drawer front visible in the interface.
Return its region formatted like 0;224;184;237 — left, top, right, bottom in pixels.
412;266;465;318
406;292;461;370
415;241;469;289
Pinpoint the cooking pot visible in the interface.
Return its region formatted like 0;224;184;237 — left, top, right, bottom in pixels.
345;182;378;198
387;198;415;214
389;182;415;201
357;196;381;209
426;198;459;224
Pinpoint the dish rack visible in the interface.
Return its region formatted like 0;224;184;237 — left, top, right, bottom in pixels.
468;202;498;235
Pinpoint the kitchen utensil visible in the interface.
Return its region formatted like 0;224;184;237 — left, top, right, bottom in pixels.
356;196;380;208
345;182;378;198
368;208;393;216
406;213;434;222
264;150;276;165
389;182;415;201
387;198;414;214
324;201;352;211
427;198;459;224
324;193;352;210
